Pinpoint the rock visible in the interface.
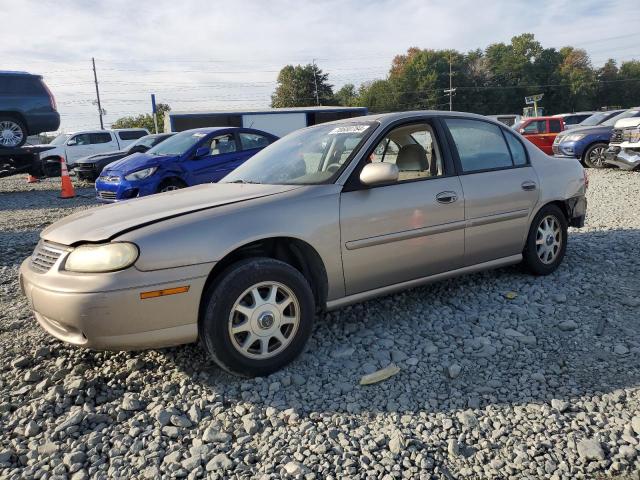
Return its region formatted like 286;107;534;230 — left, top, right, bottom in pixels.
243;418;259;435
553;293;567;303
121;396;142;411
206;453;233;472
448;439;460;458
448;364;462;379
577;438;605;461
331;347;354;359
155;409;172;426
456;410;478;428
503;328;524;337
291;373;306;386
631;416;640;435
388;433;405;455
284;461;306;476
613;344;628;355
618;445;636;460
360;364;400;385
163;450;182;465
11;356;30;368
202;428;231;443
63;451;86;466
170;415;192;428
558;320;578;331
24;420;40;437
551;399;569;413
23;370;42;382
56;408;84;431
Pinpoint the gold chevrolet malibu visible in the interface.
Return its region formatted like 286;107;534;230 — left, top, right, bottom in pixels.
20;111;587;377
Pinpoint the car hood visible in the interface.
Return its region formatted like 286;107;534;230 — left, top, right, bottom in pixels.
104;152;176;174
41;183;301;245
76;150;127;164
557;125;612;137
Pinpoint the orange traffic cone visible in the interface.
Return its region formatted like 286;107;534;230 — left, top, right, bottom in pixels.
60;156;76;199
26;174;39;183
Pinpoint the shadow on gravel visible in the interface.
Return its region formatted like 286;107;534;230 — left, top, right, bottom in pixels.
0;189;97;212
158;227;640;415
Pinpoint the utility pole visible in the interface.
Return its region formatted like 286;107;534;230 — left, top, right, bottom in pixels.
92;57;104;130
312;59;320;106
443;53;456;111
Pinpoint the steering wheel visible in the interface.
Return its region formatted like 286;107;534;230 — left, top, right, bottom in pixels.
326;163;341;173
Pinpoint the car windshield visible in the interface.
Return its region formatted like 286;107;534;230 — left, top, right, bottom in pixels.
147;131;206;156
602;109;640;127
579;112;608;126
222;122;375;185
49;134;69;146
127;135;159;151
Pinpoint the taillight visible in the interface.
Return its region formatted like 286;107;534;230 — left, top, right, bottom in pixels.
41;80;57;110
583;169;589;190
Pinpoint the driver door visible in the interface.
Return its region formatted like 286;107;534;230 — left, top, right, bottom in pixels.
340;120;465;295
183;133;240;184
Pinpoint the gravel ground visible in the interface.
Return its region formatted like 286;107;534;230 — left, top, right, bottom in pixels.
0;170;639;479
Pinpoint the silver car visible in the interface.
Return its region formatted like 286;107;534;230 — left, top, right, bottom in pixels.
20;111;587;377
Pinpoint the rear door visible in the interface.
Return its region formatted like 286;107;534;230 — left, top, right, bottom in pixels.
520;119;548;153
89;132;118;155
442;118;539;266
340;119;465;295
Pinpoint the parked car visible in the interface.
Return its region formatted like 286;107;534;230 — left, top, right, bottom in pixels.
0;71;60;148
95;127;278;202
40;128;149;169
552;108;639;168
487;114;522;127
20;111;587;376
605;115;640;170
605;110;640;169
552;112;595;130
515;116;565;154
74;133;174;181
576;110;624;128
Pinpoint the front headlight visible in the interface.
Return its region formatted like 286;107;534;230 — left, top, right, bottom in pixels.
563;134;586;142
124;167;157;181
64;243;139;273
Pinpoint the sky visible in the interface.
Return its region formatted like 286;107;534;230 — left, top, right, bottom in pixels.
3;0;640;133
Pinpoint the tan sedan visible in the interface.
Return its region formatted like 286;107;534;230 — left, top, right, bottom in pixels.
20;111;587;377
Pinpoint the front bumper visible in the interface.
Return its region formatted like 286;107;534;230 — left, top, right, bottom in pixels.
95;175;159;203
605;148;640;171
19;256;213;350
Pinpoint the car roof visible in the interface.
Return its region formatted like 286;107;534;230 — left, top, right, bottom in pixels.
178;126;275;135
552;112;595;117
325;110;507;128
0;70;40;77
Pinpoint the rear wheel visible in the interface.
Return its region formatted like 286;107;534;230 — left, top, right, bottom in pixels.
0;116;27;148
583;142;608;168
157;178;186;193
200;258;315;377
522;204;568;275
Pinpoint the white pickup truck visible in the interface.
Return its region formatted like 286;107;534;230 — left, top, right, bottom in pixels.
39;128;149;168
605;116;640;171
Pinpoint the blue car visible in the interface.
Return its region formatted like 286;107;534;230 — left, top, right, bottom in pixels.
552;109;640;168
95;127;278;202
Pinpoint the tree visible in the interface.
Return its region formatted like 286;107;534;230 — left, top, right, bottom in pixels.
271;64;334;107
335;83;358;106
111;103;171;133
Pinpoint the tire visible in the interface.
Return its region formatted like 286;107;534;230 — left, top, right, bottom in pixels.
0;116;27;148
200;258;315;377
157;178;186;193
583;142;608;169
522;204;568;275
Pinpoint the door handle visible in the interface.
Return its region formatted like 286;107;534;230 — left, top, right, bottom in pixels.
436;191;458;204
521;181;537;191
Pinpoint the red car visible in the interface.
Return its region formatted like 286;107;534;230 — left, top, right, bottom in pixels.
515;116;565;155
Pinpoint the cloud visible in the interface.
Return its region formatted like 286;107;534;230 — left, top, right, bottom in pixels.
3;0;639;131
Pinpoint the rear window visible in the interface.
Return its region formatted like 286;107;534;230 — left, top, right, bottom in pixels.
117;130;147;141
90;133;113;144
549;119;562;133
0;75;45;95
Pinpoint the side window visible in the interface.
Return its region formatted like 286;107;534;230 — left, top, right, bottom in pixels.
118;130;147;141
445;118;513;173
370;123;443;182
522;120;546;134
70;133;91;146
208;134;237;156
503;130;528;166
90;133;113;144
239;133;270;150
549;119;562;133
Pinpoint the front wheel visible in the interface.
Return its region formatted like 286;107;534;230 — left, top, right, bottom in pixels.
583;142;608;168
157;178;186;193
522;204;568;275
200;258;315;377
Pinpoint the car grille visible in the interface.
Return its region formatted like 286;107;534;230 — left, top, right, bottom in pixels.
610;128;623;144
97;191;117;200
98;175;120;183
30;241;66;273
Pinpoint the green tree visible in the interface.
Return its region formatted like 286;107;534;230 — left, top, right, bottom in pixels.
558;47;596;111
596;59;621;108
271;64;334;107
618;60;640;107
335;83;358;106
111;103;171;133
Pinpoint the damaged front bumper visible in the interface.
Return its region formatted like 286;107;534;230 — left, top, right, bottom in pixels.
605;148;640;171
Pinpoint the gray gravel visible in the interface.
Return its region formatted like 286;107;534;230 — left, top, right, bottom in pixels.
1;170;639;479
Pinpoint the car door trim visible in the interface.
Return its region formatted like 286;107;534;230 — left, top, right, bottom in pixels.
465;208;529;228
327;254;522;309
344;219;466;251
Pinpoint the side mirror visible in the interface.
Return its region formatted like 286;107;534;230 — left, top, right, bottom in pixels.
67;139;77;146
518;128;526;134
360;162;398;186
194;146;210;158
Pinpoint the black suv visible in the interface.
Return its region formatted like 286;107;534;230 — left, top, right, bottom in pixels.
0;71;60;148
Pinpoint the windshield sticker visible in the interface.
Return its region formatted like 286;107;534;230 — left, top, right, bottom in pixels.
192;133;207;138
328;125;370;135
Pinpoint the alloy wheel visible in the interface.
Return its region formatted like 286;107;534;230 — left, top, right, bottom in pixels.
588;146;607;167
228;281;300;360
536;215;562;264
0;120;24;147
